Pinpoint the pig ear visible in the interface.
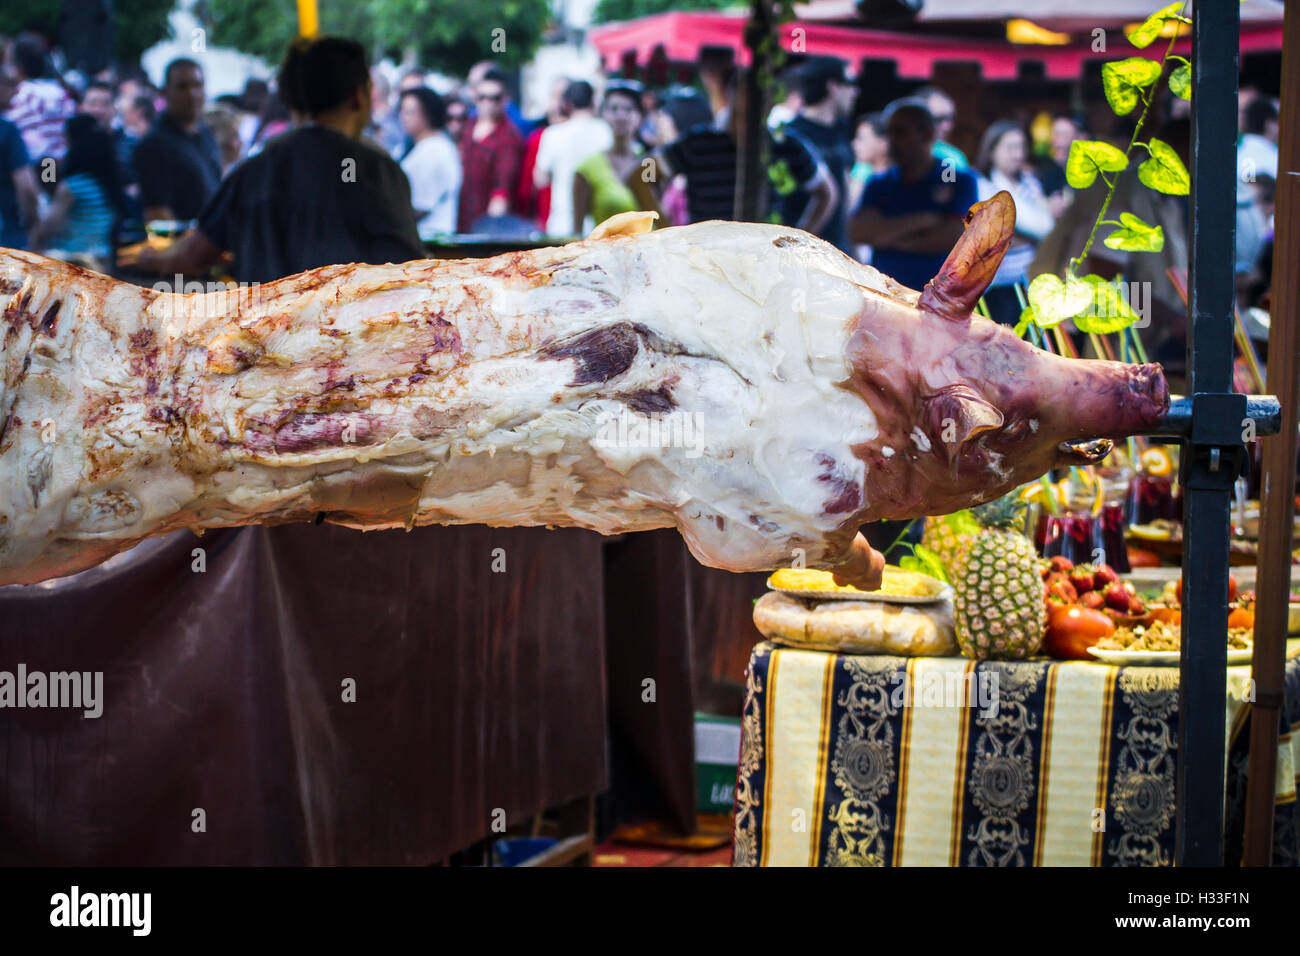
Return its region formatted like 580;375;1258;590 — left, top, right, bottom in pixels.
917;191;1017;321
925;385;1004;463
587;211;658;240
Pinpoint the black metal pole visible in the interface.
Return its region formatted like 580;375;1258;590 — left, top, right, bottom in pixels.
1177;0;1240;866
738;0;774;222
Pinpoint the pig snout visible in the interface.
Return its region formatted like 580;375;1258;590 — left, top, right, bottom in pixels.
1128;363;1170;417
1048;358;1169;440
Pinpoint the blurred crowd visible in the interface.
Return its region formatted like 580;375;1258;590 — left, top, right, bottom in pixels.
0;30;1281;337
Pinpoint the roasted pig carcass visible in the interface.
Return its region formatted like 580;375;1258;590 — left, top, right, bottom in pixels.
0;194;1167;587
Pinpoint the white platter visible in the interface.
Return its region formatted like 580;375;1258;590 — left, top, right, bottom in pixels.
1086;647;1254;667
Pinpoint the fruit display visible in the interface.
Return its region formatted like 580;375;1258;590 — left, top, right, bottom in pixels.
920;511;979;581
1041;555;1142;660
952;497;1046;660
1144;577;1254;631
1044;557;1144;615
1040;559;1261;660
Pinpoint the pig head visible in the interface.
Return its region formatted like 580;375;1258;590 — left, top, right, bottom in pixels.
843;191;1169;522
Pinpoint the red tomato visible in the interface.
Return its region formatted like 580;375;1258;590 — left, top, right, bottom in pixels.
1127;546;1162;568
1043;604;1116;660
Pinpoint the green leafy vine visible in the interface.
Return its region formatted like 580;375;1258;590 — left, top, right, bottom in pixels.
1018;2;1194;337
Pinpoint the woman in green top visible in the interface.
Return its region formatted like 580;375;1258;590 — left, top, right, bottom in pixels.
573;82;660;233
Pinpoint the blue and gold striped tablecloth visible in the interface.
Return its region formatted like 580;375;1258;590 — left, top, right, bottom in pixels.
732;641;1300;866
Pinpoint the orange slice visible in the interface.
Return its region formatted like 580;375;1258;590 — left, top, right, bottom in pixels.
1141;447;1173;478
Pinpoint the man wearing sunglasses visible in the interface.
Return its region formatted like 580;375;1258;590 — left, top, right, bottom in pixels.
916;85;968;172
456;68;523;232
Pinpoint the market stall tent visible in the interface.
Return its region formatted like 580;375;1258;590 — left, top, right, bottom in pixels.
588;5;1283;77
796;0;1286;31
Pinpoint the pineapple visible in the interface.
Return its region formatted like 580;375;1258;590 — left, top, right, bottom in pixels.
920;510;979;581
952;495;1046;660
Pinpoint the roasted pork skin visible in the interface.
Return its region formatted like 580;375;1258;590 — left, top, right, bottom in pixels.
0;195;1167;586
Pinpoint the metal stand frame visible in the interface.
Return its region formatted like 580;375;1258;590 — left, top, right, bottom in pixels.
1176;0;1241;865
1148;0;1287;866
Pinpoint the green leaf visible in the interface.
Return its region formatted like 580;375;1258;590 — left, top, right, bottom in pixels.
1169;63;1192;100
1073;276;1138;334
1103;212;1166;252
1064;139;1129;189
900;545;950;585
1028;273;1095;327
1138;138;1190;195
1014;306;1034;337
768;159;797;196
945;510;981;538
1128;2;1185;49
1102;58;1163;115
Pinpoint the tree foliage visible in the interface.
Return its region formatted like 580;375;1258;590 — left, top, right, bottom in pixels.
113;0;176;65
0;1;60;42
1;0;173;71
204;0;550;75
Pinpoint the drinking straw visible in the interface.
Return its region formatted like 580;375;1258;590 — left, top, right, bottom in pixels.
1039;474;1060;516
1030;322;1048;352
1168;264;1264;392
1166;266;1189;303
1012;284;1050;352
1233;310;1267;392
1127;324;1150;364
1090;331;1116;362
1053;325;1079;358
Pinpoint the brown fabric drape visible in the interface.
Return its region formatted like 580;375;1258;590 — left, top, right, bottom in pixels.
601;532;771;834
0;523;607;865
602;531;698;834
686;564;769;716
